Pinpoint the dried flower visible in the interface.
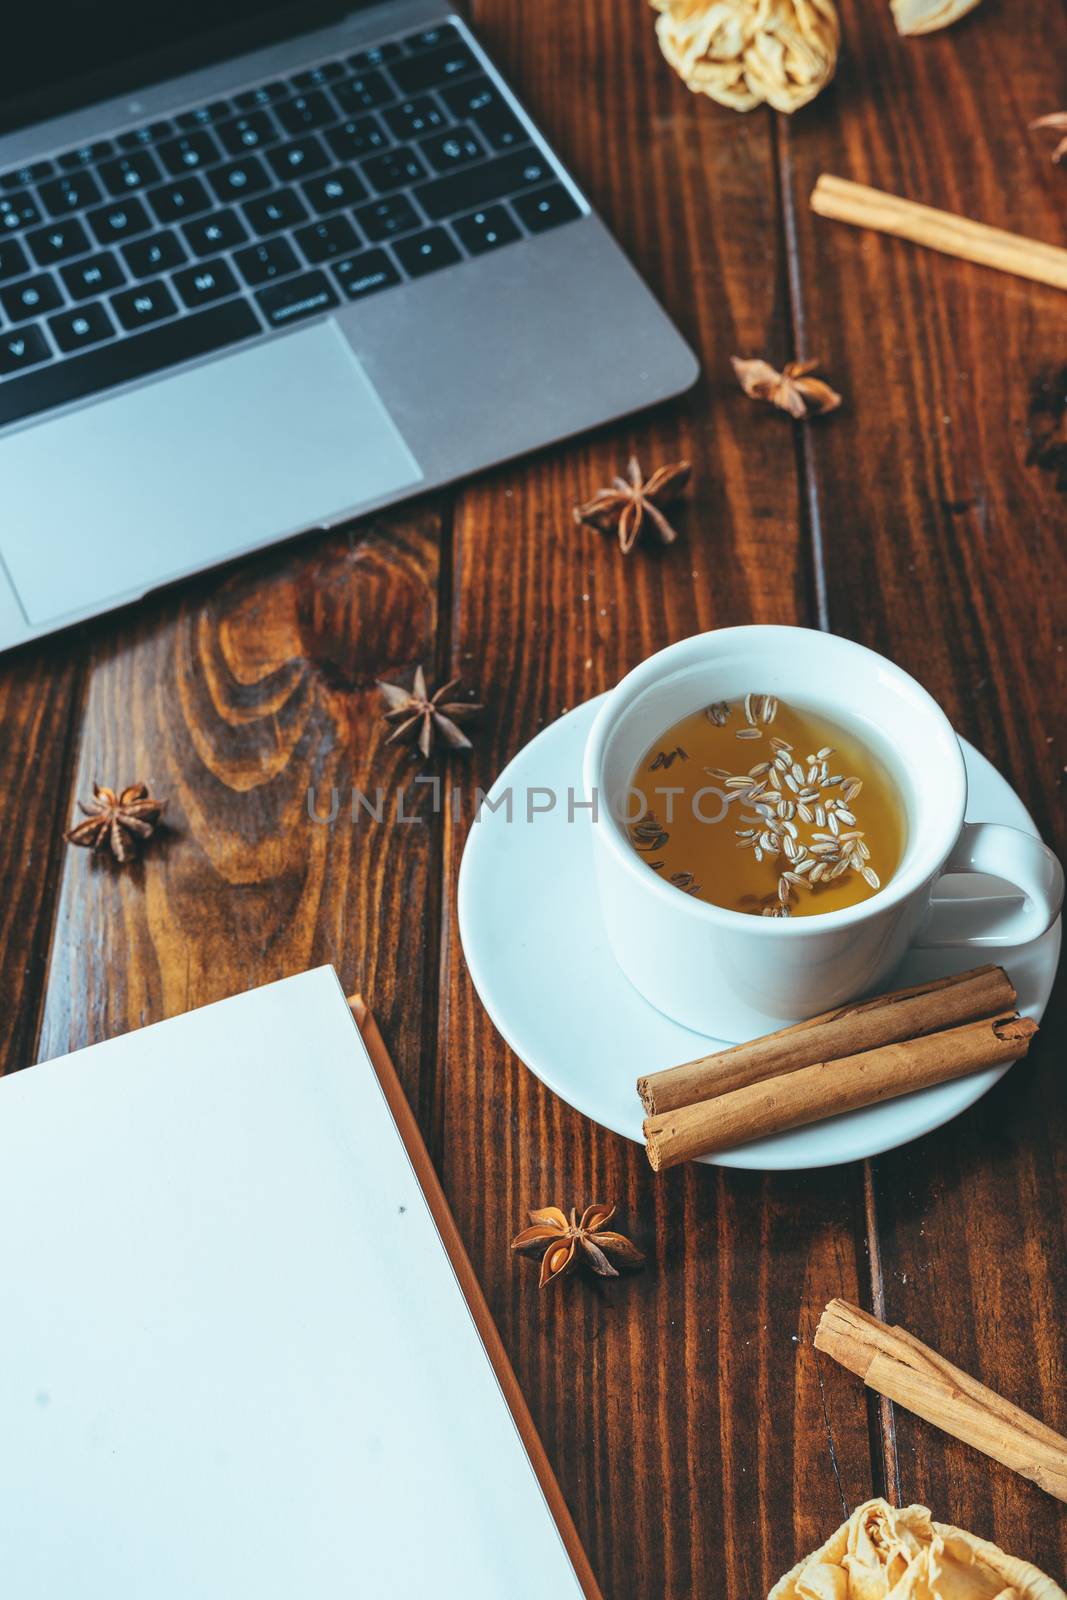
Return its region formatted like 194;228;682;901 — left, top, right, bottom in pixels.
732;355;842;419
511;1203;645;1288
1031;112;1067;164
65;782;165;864
650;0;840;115
378;665;481;759
574;456;691;554
890;0;981;34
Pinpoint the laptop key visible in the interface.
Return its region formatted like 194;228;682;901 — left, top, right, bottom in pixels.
266;136;330;181
183;209;248;257
61;250;126;298
276;92;336;134
0;301;260;427
302;168;368;213
111;279;178;330
234;237;300;286
414;148;553;222
385;96;448;140
57;141;114;171
354;194;421;242
233;81;287;110
393;226;461;278
122;231;186;277
404;24;460;51
362;146;427;194
440;79;526;149
0;239;30;282
512;183;581;233
216;111;279;156
333;72;393;113
39;172;104;215
148;176;213;224
175;101;232;130
98;151;163;195
243;187;308;235
1;272;63;322
88;197;153;245
326;116;388;162
0;192;43;233
291;63;344;90
157;131;222;176
440;77;497;118
332;248;400;300
389;42;479;96
347;42;402;70
255;269;338;328
27;218;92;266
209;156;271;202
420;125;486;172
0;325;51;376
1;160;54;190
48;302;116;354
173;258;239;310
295;216;359;263
117;121;174;151
452;204;520;255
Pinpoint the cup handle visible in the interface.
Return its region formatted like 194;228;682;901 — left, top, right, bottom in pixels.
914;821;1064;949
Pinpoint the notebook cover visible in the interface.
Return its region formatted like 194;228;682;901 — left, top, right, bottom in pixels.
347;994;604;1600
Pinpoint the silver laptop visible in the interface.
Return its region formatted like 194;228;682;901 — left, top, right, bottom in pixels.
0;0;697;650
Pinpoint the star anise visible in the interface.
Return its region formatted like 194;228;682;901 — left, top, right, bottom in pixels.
511;1203;645;1289
732;355;842;419
378;665;482;759
1031;111;1067;163
573;456;691;554
65;782;165;864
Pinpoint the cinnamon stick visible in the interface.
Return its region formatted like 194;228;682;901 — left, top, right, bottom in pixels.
815;1299;1067;1503
638;964;1016;1116
642;1012;1037;1170
811;174;1067;293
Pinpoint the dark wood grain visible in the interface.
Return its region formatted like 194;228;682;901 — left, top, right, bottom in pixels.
35;512;449;1130
0;641;83;1076
441;6;873;1596
782;0;1067;1575
1;1;1064;1596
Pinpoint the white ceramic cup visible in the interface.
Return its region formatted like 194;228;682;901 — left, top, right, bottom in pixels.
583;626;1064;1039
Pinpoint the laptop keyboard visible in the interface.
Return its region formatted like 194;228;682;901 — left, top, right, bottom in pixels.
0;22;582;429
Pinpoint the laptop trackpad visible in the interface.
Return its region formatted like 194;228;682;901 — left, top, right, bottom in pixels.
0;321;422;625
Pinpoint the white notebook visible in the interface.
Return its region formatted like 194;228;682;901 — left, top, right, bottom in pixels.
0;967;593;1599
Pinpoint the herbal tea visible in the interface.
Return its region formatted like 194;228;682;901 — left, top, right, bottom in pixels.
627;693;905;918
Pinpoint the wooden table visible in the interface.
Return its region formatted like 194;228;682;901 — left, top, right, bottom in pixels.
3;3;1065;1593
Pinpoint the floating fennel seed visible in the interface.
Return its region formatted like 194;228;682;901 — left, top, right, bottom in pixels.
862;865;881;889
817;746;833;760
705;766;732;779
797;802;813;823
770;737;792;752
736;727;762;740
744;692;757;724
705;701;730;725
725;775;753;788
749;760;771;777
762;696;778;723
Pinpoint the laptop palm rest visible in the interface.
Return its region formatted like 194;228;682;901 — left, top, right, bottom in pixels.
0;320;422;626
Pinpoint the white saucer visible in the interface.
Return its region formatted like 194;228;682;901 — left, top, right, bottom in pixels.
457;695;1061;1170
